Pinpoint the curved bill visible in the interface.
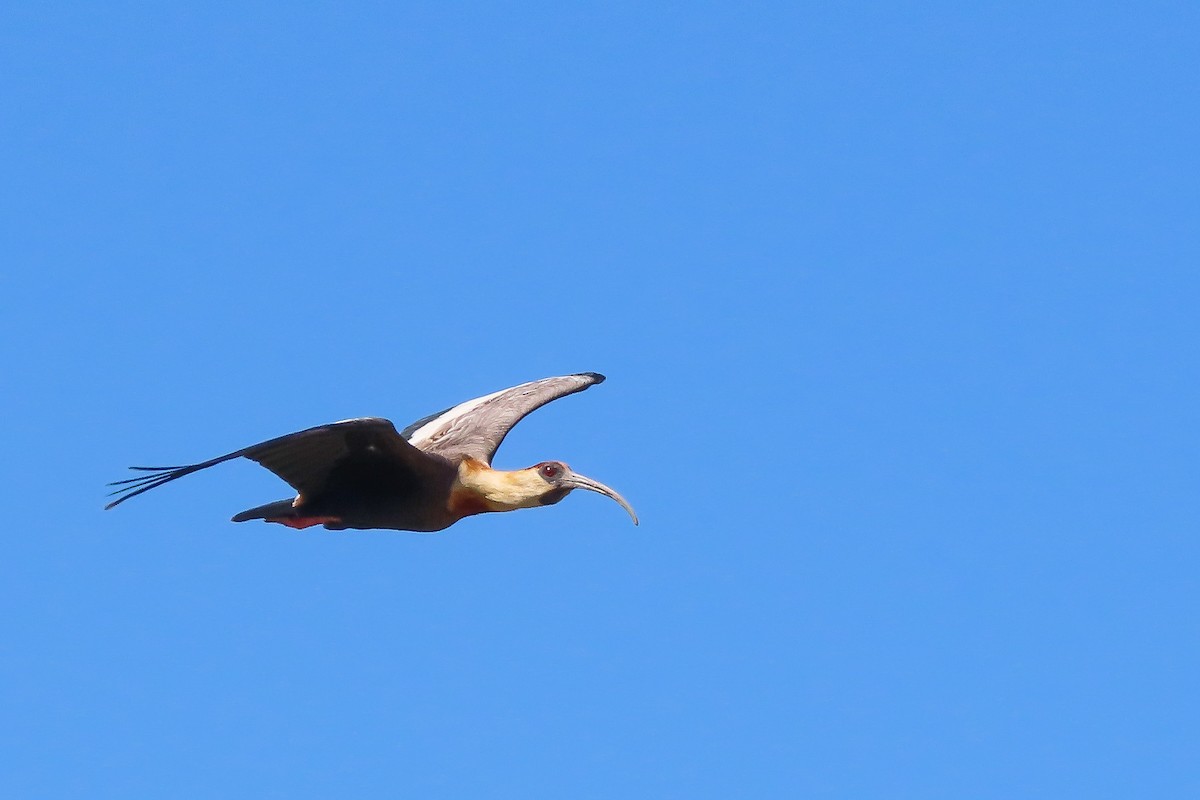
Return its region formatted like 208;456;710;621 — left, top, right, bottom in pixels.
564;471;639;525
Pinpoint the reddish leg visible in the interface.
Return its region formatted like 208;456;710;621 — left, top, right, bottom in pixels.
266;516;341;530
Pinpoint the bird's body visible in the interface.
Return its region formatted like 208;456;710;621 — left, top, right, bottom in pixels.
106;373;637;531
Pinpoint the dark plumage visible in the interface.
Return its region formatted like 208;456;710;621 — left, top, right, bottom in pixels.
107;373;637;531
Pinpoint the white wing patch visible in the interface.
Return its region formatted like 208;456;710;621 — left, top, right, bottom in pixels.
400;373;605;463
404;384;524;448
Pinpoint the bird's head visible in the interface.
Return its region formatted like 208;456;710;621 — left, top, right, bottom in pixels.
456;457;638;524
527;460;639;524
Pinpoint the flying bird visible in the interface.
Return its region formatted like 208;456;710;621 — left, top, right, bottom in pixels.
106;372;637;532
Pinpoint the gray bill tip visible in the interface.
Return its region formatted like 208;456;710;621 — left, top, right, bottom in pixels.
566;472;638;525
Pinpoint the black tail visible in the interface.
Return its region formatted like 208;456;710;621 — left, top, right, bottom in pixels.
231;499;297;523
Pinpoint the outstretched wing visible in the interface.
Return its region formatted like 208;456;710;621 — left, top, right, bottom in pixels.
401;373;607;463
106;417;441;509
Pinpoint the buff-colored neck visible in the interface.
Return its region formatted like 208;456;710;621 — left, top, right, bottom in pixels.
453;458;548;513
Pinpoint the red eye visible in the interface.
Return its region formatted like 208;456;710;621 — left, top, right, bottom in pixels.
541;463;559;479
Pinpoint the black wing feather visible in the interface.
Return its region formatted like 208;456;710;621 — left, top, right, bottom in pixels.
105;417;428;510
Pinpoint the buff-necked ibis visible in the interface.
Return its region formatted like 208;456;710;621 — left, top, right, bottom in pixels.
106;373;637;531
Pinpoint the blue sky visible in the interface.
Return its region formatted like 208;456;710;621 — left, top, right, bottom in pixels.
2;2;1197;797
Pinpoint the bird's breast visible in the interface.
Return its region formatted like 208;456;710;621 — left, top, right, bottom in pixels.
447;484;491;518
